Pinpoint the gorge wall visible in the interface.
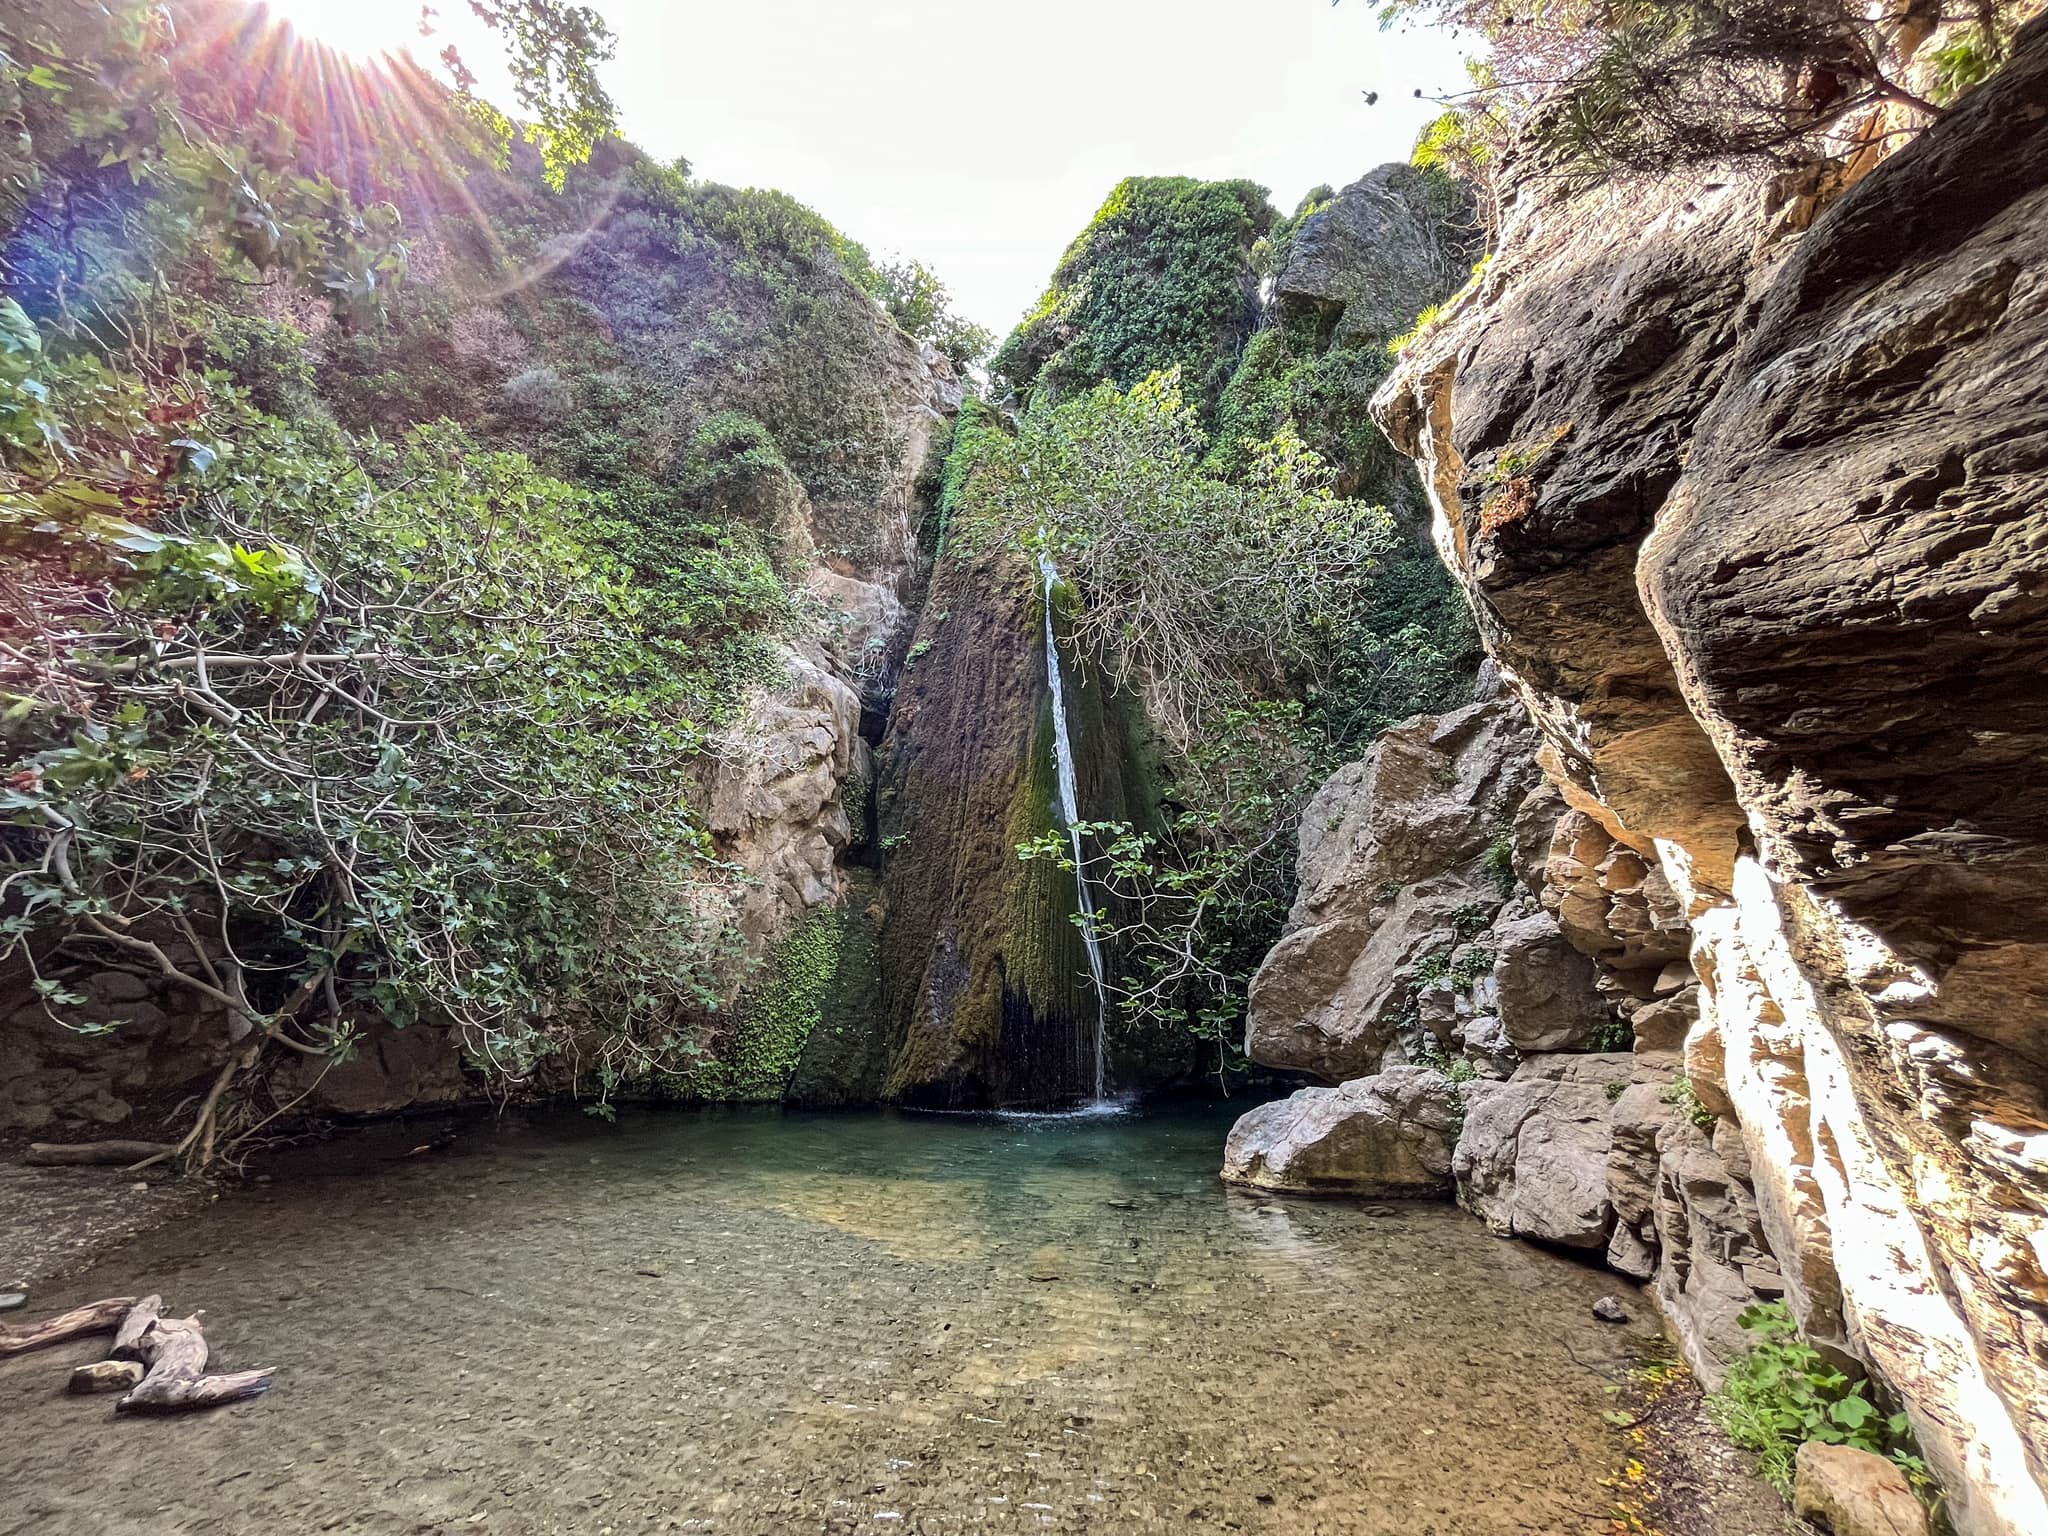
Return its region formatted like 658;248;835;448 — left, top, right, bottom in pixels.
0;135;963;1134
1233;24;2048;1536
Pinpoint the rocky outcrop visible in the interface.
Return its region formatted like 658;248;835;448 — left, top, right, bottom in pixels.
1;170;964;1131
704;654;866;952
1231;687;1782;1370
1372;25;2048;1533
1456;1053;1646;1248
1244;690;1543;1080
1221;1067;1461;1196
1272;164;1480;349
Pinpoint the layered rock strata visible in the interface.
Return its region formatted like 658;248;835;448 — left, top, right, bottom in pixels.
1361;29;2048;1535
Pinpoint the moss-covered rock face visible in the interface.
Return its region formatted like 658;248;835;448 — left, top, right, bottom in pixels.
991;177;1276;421
867;549;1177;1108
784;872;892;1107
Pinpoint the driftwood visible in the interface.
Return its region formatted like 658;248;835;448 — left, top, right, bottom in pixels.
0;1296;138;1357
117;1311;275;1413
23;1140;177;1167
68;1359;145;1394
0;1295;275;1412
109;1293;163;1358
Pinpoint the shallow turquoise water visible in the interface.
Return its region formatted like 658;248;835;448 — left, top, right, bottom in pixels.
0;1104;1650;1534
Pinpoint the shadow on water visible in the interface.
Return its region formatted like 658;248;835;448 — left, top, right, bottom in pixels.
0;1102;1649;1534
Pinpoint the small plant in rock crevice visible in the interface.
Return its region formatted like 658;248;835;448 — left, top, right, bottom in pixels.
1708;1302;1937;1511
1589;1012;1635;1053
1663;1073;1718;1132
1483;831;1518;896
1415;945;1494;991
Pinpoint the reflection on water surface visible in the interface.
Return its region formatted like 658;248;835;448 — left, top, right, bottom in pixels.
0;1103;1647;1534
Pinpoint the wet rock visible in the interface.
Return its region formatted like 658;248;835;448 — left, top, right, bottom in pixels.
0;1291;25;1311
1592;1296;1629;1324
1221;1068;1463;1196
1793;1443;1930;1536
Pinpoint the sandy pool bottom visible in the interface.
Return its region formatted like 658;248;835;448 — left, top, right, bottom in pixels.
0;1103;1654;1534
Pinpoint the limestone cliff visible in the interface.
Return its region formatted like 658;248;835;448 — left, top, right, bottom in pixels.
1356;25;2048;1536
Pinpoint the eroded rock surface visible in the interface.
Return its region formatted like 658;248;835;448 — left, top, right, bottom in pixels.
1371;25;2048;1533
1244;692;1542;1080
1221;1068;1461;1196
1273;165;1480;350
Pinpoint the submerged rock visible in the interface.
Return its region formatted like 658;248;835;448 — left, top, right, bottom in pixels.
1220;1068;1462;1196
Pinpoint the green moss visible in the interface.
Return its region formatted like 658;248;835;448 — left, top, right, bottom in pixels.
680;906;848;1102
785;873;892;1106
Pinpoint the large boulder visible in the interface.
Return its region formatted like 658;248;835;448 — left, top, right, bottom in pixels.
1272;164;1480;348
1794;1444;1932;1536
1243;693;1541;1081
1488;910;1610;1053
1454;1054;1642;1248
1221;1068;1463;1196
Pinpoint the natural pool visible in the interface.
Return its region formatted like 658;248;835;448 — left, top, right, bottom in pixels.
0;1104;1653;1534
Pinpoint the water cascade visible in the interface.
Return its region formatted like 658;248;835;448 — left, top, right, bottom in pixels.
1038;550;1109;1101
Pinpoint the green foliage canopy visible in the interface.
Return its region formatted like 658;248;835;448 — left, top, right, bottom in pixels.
991;177;1275;419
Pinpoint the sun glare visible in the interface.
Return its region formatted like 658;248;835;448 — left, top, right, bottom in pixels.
260;0;423;60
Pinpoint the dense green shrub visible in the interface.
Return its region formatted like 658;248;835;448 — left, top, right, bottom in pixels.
874;258;995;369
992;177;1276;419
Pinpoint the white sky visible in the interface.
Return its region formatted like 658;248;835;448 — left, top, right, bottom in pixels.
274;0;1472;336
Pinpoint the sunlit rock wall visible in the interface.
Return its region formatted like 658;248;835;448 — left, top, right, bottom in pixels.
1370;27;2048;1534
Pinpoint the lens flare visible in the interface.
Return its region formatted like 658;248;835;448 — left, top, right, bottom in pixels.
257;0;422;59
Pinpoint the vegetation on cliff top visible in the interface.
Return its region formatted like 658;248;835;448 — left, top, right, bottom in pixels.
992;177;1275;420
1382;1;2036;205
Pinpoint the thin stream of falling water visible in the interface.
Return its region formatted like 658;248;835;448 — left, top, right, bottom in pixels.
1038;549;1108;1101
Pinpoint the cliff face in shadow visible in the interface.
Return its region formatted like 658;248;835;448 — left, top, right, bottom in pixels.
1365;26;2048;1535
864;552;1166;1108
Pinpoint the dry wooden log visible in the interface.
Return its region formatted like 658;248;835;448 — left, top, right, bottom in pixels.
109;1294;163;1360
0;1296;137;1357
67;1359;145;1394
116;1312;275;1414
23;1141;176;1167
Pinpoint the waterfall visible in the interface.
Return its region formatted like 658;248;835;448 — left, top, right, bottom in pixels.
1039;550;1109;1102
